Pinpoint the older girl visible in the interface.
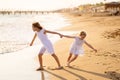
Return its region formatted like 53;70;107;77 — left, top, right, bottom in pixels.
30;22;63;71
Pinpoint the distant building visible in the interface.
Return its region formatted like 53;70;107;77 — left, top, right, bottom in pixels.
105;2;120;12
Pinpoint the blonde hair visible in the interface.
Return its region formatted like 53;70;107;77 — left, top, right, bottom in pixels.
80;31;87;36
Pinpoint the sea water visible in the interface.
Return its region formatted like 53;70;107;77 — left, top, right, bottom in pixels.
0;13;71;54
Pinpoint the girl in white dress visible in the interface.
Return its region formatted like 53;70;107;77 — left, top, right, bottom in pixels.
62;31;97;67
30;22;63;71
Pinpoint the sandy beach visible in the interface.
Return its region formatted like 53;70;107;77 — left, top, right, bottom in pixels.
0;13;120;80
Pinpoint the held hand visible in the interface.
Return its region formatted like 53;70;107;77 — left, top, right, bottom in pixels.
30;43;33;46
59;34;63;38
94;49;97;53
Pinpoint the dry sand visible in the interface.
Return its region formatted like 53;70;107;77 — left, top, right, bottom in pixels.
0;13;120;80
45;13;120;80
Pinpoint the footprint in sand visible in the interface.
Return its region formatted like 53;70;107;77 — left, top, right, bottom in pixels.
105;71;120;80
95;51;112;57
110;54;117;58
115;69;120;72
106;66;112;70
102;63;106;65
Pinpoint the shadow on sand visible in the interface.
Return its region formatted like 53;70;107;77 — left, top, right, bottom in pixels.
69;67;110;79
43;70;67;80
40;69;87;80
39;67;119;80
40;68;87;80
63;68;87;80
40;71;45;80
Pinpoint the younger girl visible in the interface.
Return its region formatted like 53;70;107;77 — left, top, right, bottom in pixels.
30;22;63;71
62;31;97;67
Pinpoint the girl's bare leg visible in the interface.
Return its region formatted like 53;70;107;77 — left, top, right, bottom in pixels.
51;54;63;69
67;53;72;62
68;55;78;66
36;53;44;71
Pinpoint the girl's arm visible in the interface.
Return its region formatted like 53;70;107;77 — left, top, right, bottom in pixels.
84;41;97;52
45;30;62;38
30;33;37;46
62;35;76;38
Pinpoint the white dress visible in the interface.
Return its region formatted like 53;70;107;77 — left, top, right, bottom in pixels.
70;37;85;55
36;29;54;54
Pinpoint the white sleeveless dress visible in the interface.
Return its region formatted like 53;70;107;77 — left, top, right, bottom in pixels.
36;29;54;54
70;37;85;55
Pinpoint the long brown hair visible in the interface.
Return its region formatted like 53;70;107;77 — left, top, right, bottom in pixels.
32;22;43;30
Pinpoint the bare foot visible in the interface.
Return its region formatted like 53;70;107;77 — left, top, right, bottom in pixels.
66;63;72;68
66;62;70;67
36;67;44;71
65;65;72;68
48;66;63;70
56;66;63;70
